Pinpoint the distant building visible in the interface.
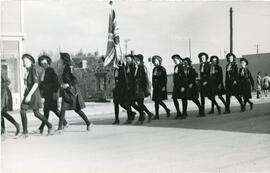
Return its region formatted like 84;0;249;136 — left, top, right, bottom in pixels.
71;53;114;101
167;53;270;93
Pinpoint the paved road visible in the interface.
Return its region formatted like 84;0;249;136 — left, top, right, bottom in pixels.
1;96;270;173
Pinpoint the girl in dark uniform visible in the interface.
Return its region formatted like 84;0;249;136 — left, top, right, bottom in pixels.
133;54;153;125
171;54;185;119
33;55;68;134
208;56;226;114
20;54;54;137
1;71;20;136
57;52;93;132
239;58;254;111
183;58;203;118
112;61;133;124
198;52;211;116
224;53;244;113
151;55;170;120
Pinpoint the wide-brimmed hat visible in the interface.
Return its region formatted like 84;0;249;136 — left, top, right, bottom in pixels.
183;57;192;65
240;58;248;65
210;55;219;64
22;53;35;64
38;55;52;66
198;52;209;61
171;54;182;61
152;55;162;64
134;54;144;61
60;52;71;64
226;53;236;61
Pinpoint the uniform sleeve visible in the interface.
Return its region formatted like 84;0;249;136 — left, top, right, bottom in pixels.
248;69;254;88
32;67;39;83
162;67;167;87
218;66;223;83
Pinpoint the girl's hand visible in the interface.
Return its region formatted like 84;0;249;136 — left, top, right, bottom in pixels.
61;84;69;89
181;88;185;92
189;84;193;88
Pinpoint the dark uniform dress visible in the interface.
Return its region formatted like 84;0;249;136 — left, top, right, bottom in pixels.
172;64;186;99
1;74;20;135
38;67;67;132
112;65;133;124
21;66;42;110
182;66;202;117
152;65;170;119
225;62;240;96
199;62;211;98
152;65;167;101
134;64;153;122
239;67;254;99
208;64;226;113
125;63;136;102
209;65;225;96
20;66;52;135
134;64;149;99
1;75;13;111
225;62;243;112
172;64;186;118
61;65;85;111
185;66;199;100
58;65;90;131
40;67;60;111
199;62;211;115
113;66;128;104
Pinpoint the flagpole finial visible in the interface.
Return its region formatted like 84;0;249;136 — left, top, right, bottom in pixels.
109;1;113;6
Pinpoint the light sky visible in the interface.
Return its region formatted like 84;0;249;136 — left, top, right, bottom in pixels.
24;0;270;72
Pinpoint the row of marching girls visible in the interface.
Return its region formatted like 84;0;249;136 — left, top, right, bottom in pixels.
1;53;93;138
110;52;255;124
169;52;255;119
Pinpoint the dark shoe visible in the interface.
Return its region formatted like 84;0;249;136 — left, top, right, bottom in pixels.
182;113;188;119
148;113;153;123
217;106;221;115
131;112;136;121
208;110;214;114
15;124;20;136
123;120;132;124
87;122;94;131
166;109;171;118
241;107;246;112
152;116;159;120
112;120;120;125
174;112;182;120
135;120;143;125
223;110;230;114
250;102;253;110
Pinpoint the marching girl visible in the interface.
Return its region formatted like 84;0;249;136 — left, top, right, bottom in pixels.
1;71;20;136
33;55;68;134
151;55;170;120
57;52;93;132
20;54;54;137
112;61;133;125
133;54;154;125
182;57;203;118
238;58;254;111
208;56;226;114
224;53;244;113
198;52;211;116
171;54;186;119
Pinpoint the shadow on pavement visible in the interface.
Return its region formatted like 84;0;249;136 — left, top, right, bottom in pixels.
71;102;270;134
